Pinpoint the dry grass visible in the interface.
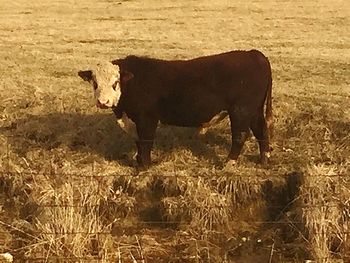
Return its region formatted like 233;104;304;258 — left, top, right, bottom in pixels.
163;177;231;233
300;164;350;262
0;0;349;262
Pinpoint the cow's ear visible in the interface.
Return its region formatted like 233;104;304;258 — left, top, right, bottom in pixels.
121;70;134;83
78;70;93;82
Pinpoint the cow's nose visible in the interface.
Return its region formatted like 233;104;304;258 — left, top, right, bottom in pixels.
97;99;110;108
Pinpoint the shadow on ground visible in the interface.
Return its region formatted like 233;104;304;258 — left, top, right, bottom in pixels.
0;112;231;165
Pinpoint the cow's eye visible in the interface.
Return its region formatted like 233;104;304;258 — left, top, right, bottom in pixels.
112;81;119;91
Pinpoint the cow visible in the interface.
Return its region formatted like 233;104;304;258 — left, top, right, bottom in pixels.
78;50;272;168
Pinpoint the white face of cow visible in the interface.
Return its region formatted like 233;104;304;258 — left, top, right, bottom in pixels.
78;62;121;109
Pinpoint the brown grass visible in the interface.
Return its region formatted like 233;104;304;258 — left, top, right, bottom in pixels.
299;164;350;262
0;0;349;262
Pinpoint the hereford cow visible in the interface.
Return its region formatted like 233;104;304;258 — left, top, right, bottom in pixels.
78;50;272;168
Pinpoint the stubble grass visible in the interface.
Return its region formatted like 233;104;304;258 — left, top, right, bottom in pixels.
0;0;349;262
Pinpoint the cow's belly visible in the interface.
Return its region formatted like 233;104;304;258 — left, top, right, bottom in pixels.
159;103;223;127
160;116;204;127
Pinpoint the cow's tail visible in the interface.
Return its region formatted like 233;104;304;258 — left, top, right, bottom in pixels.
265;58;273;140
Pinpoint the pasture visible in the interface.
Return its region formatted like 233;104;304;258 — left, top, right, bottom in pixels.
0;0;349;262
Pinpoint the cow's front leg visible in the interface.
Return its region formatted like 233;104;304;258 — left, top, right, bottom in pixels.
135;117;158;168
135;140;153;167
228;130;249;162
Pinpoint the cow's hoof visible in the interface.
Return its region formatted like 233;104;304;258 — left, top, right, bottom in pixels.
136;166;148;173
223;159;237;171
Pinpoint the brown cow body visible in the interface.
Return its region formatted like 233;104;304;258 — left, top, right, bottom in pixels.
79;50;272;167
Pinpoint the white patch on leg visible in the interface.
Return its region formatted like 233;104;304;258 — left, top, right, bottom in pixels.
260;151;271;165
116;112;138;139
265;151;271;159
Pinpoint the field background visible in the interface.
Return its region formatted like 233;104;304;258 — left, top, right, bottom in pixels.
0;0;349;262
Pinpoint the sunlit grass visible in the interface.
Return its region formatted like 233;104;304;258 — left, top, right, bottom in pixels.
0;0;349;261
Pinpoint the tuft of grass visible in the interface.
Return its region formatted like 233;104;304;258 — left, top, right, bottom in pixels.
300;163;350;262
1;173;138;262
163;177;231;234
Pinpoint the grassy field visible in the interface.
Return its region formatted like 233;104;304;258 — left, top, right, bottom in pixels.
0;0;349;262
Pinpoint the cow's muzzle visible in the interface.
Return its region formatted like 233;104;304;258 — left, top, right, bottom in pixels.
96;100;110;109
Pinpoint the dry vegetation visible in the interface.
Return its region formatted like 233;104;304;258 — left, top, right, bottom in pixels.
0;0;349;262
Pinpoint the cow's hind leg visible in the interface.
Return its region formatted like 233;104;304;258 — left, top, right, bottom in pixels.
250;110;271;165
227;107;251;166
